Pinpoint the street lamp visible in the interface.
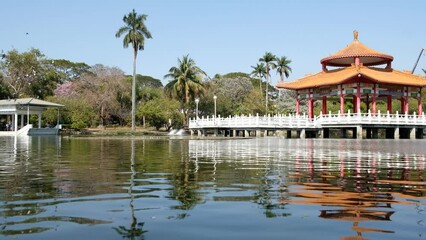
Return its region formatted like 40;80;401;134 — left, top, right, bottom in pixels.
213;95;217;118
195;98;199;119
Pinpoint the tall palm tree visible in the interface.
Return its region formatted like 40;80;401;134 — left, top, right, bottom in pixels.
276;56;292;82
116;9;152;131
250;63;266;94
164;55;206;104
259;52;277;112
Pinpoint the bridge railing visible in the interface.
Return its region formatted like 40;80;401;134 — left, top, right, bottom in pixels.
189;110;426;129
189;113;317;129
316;110;426;126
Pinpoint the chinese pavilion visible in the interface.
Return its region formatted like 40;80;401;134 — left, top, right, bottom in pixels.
276;31;426;119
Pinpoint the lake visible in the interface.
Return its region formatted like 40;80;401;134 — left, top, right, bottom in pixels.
0;136;425;240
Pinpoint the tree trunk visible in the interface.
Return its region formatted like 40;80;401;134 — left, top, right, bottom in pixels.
132;49;137;131
265;71;269;113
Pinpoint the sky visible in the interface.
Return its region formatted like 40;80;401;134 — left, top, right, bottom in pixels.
1;0;425;86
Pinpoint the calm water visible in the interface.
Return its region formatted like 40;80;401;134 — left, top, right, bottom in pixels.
0;136;425;240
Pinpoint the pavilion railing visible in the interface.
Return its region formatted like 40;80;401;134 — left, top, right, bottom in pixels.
189;110;426;130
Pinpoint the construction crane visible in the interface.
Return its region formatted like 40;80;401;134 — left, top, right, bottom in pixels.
412;48;425;73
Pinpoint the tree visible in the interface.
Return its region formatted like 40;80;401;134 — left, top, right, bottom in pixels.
116;9;152;131
250;63;266;94
259;52;277;112
276;56;292;82
208;75;254;116
0;48;61;99
137;96;183;130
164;55;206;105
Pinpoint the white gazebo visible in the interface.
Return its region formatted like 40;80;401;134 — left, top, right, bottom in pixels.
0;98;64;136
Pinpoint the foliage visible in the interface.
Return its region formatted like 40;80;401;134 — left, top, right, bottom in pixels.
164;55;206;105
43;96;97;129
51;65;130;128
137;97;183;130
51;59;91;81
276;56;292;82
250;63;265;94
207;75;254;116
0;48;62;99
135;74;163;88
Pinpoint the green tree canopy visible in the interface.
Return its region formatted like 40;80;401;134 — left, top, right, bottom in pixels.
164;54;206;105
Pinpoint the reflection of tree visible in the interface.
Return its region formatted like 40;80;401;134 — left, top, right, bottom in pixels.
170;157;202;211
113;140;147;239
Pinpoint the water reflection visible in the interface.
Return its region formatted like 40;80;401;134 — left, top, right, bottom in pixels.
188;138;425;239
0;137;424;239
113;139;147;239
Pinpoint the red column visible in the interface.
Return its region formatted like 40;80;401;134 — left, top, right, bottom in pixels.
340;85;345;115
387;95;392;113
296;95;300;115
419;88;423;115
372;84;377;114
400;97;405;113
404;97;409;114
308;98;313;119
356;83;361;113
322;96;327;114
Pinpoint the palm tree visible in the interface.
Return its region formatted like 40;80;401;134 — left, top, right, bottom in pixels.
259;52;277;112
276;56;292;82
116;9;152;131
250;63;266;94
164;55;206;104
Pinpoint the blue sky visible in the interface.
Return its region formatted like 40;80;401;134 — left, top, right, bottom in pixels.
1;0;425;86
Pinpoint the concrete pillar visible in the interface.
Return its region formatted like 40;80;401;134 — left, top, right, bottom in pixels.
197;130;202;136
318;129;324;139
14;113;18;132
244;130;249;137
256;130;261;137
394;127;400;140
356;126;363;139
190;130;194;136
410;128;416;140
264;130;268;137
300;129;306;139
20;115;24;128
38;113;42;128
232;129;237;137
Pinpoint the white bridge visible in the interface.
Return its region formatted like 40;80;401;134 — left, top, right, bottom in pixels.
188;110;426;139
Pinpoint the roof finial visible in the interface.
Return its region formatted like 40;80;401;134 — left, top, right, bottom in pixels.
353;30;359;41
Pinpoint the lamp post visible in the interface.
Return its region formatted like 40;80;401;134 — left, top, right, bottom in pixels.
213;95;217;119
195;98;199;119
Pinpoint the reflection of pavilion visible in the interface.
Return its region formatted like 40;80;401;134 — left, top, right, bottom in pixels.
188;138;425;238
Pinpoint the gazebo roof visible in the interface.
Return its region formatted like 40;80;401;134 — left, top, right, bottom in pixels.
276;65;426;90
0;98;64;108
320;31;394;67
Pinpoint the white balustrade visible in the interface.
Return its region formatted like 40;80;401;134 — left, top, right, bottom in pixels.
189;111;426;130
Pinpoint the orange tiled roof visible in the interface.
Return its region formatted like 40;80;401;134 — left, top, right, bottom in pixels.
320;31;393;67
276;66;426;90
